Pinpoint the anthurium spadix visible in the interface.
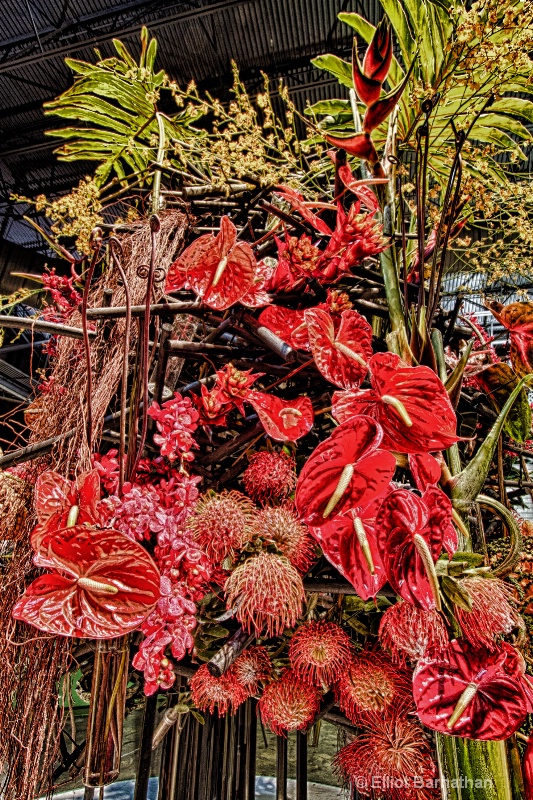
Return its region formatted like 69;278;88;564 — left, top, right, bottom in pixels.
333;352;460;454
295;415;395;527
376;486;457;611
413;640;529;740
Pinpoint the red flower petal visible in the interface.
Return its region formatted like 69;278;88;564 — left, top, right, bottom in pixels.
336;164;383;213
275;186;332;236
305;308;372;389
408;453;441;491
310;496;388;600
487;301;533;378
258;306;309;351
295;415;395;527
413;640;528;740
332;352;459;453
247;392;314;442
31;469;101;553
376;486;457;610
324;133;379;164
524;736;533;800
165;235;212;293
14;527;160;638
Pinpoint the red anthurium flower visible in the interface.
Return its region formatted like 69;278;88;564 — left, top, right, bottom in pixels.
165;216;256;310
487;301;533;378
413;640;529;740
239;257;272;308
305;308;372;389
333;352;460;453
352;22;392;107
376;486;457;610
258;306;310;351
247;392;314;442
310;493;389;600
295;415;395;527
408;453;442;492
215;363;264;414
275;186;332;236
524;736;533;800
13;526;160;638
318;204;388;281
31;469;101;553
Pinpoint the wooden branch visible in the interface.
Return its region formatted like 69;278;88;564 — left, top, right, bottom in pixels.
0;315;95;341
86;301;202;320
198;421;264;466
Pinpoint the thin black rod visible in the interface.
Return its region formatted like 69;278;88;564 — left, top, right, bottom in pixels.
276;736;287;800
296;732;308;800
133;693;158;800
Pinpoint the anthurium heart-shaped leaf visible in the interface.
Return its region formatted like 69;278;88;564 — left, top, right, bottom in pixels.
295;415;395;527
408;453;441;491
413;640;528;740
475;362;532;442
305;308;372;389
247;392;314;442
31;470;101;553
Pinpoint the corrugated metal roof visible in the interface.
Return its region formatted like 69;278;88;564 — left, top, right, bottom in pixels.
0;0;379;252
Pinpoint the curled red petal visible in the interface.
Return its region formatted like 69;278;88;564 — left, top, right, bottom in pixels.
275;186;332;236
336;164;383;213
487;300;533;377
324;133;379;164
14;527;160;638
408;453;442;491
305;308;372;390
362;19;392;82
258;306;310;351
31;469;101;553
165;234;213;293
413;640;528;740
248;391;314;442
332;352;459;454
295;415;395;527
362;57;416;133
352;38;382;106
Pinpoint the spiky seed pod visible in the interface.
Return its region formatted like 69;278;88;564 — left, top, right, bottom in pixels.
232;646;272;693
189;664;249;716
242;451;296;505
333;706;437;800
225;552;304;638
336;650;412;722
379;600;449;663
289;620;352;686
455;577;520;649
186;490;255;563
251;504;315;573
258;669;321;736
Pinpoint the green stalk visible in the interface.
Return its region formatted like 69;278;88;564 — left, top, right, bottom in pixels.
151;112;166;214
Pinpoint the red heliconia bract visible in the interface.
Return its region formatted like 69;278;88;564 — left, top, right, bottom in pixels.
487;300;533;378
258;305;310;351
165;215;257;310
335;649;412;722
351;20;392;106
413;639;529;740
13;526;160;638
332;352;460;453
189;663;249;716
295;415;396;528
289;620;352;686
379;600;449;663
310;495;388;600
31;469;101;553
325;132;379;165
247;391;314;442
258;669;321;736
304;308;372;389
376;486;457;611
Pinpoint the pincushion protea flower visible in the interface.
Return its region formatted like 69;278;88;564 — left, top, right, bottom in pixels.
225;552;304;637
186;490;254;564
232;646;272;693
251;505;315;573
335;649;411;722
333;704;437;800
258;669;321;736
289;620;352;686
379;600;449;663
189;664;249;716
242;451;296;505
454;577;519;649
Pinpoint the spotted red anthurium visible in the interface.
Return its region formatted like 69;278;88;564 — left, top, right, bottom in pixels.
30;469;101;554
376;486;457;611
295;415;395;527
333;352;460;453
13;526;160;639
257;306;310;351
247;391;314;442
413;639;529;740
305;308;372;390
165;216;257;310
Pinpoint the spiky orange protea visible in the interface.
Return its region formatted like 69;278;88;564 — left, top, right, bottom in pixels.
186;490;254;563
242;451;297;505
232;646;272;693
335;650;412;722
334;705;437;800
189;664;249;716
225;552;304;637
379;600;449;663
251;505;315;573
289;620;352;686
455;577;520;649
259;669;321;736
